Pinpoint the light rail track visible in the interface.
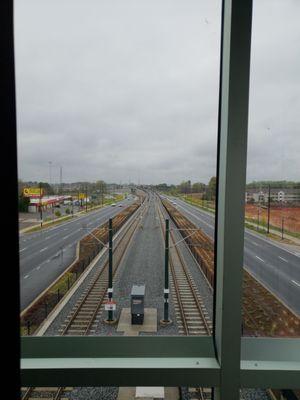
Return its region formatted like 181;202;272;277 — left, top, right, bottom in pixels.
21;198;147;400
60;202;146;335
156;198;212;400
157;200;212;336
21;387;73;400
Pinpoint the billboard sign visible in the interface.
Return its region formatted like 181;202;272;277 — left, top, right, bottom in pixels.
23;187;44;197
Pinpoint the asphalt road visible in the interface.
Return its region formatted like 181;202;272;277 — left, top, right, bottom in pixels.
166;197;300;315
19;198;135;311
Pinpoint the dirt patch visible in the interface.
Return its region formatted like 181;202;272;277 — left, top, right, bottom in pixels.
245;204;300;234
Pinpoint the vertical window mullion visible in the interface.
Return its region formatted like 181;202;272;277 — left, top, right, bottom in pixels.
214;1;253;399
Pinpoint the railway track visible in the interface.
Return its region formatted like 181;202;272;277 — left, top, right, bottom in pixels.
59;204;145;335
157;200;212;336
21;200;147;400
21;387;73;400
156;199;212;400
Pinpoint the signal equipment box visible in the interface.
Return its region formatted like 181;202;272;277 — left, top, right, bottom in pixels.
131;285;145;325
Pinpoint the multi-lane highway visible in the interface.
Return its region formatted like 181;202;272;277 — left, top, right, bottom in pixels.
167;197;300;315
19;198;135;311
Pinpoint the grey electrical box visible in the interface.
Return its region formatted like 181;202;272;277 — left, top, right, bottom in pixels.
131;285;145;325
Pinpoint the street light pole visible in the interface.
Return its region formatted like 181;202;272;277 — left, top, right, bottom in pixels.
39;182;43;228
267;185;271;234
48;161;52;186
71;196;74;217
85;185;88;212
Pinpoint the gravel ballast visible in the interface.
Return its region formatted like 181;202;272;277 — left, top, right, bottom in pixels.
41;194;271;400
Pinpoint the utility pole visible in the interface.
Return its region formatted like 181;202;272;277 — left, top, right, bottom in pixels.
85;185;88;212
59;166;63;194
267;184;271;234
39;182;43;228
48;161;52;186
281;217;284;240
71;195;74;217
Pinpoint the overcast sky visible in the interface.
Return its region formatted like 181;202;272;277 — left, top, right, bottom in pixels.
15;0;300;185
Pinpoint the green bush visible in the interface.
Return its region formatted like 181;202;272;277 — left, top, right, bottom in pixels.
65;208;70;214
54;210;61;218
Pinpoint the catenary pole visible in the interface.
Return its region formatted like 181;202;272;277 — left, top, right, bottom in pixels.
163;219;170;322
108;218;114;321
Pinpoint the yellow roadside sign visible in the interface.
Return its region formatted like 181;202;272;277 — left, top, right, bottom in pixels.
78;193;87;199
23;187;44;197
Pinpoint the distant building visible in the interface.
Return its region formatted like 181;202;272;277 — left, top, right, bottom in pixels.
245;188;300;204
28;195;72;213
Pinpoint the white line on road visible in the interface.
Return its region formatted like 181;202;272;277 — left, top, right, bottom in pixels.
36;266;41;270
279;256;288;263
24;274;29;279
45;235;55;240
63;235;71;239
291;280;300;288
250;241;259;246
40;247;48;252
20;247;27;252
255;256;265;263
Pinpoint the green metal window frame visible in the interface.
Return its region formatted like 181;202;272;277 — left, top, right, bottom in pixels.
19;0;300;398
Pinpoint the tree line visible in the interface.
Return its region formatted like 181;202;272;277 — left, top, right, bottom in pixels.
153;177;217;200
153;179;300;200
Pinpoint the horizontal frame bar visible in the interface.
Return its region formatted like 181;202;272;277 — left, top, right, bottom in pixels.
21;337;300;388
21;337;219;387
241;338;300;389
21;336;215;358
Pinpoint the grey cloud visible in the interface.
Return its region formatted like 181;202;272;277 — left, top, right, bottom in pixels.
15;0;299;184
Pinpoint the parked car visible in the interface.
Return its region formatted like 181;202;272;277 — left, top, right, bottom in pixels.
111;203;116;207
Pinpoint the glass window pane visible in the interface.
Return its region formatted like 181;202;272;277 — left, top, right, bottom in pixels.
243;0;300;337
16;0;221;339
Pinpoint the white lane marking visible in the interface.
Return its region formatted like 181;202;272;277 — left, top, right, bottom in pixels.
24;274;29;279
250;241;259;246
40;247;48;252
45;235;55;240
36;266;41;270
255;256;265;263
20;247;27;252
246;229;300;258
178;198;300;260
291;280;300;288
64;228;68;231
63;235;70;239
279;256;288;263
